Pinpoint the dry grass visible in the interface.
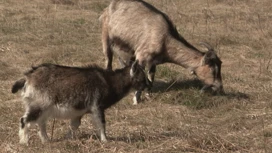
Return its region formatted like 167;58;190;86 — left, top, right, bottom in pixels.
1;0;271;152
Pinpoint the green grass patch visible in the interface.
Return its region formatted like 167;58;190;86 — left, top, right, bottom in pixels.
156;66;180;80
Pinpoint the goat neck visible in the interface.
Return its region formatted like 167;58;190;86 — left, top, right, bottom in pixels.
165;36;204;70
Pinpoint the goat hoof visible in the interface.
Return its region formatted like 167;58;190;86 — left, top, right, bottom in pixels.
100;137;108;143
133;101;138;105
145;92;152;100
19;140;29;146
200;89;206;94
41;138;50;144
133;96;140;105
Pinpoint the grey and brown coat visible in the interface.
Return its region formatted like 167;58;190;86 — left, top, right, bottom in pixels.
12;61;150;144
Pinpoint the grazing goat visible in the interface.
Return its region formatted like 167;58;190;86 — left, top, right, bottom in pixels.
11;61;150;144
100;0;224;105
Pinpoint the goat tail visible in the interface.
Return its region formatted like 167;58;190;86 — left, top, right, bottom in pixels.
11;78;26;93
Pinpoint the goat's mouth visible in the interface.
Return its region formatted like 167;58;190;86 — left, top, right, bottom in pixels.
201;84;225;95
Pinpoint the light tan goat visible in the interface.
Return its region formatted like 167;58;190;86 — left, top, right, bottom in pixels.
100;0;224;104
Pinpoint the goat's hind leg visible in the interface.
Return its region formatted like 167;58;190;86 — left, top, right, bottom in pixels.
66;116;82;139
37;120;49;143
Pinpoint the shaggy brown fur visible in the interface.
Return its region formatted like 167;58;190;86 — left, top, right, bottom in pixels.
12;61;150;144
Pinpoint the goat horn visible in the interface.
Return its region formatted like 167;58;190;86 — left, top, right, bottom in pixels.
199;42;213;51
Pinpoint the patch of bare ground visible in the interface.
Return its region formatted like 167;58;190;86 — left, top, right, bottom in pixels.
1;0;271;152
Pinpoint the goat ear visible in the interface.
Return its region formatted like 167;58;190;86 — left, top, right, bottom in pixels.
202;50;216;65
130;60;139;77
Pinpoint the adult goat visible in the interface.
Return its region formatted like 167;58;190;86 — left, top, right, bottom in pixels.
100;0;224;104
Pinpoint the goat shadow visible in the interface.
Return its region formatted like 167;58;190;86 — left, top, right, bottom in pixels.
51;132;183;144
54;133;147;143
72;132;182;143
77;131;188;144
152;79;203;92
150;79;249;100
51;133;99;142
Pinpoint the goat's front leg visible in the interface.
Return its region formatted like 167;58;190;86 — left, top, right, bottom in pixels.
200;85;212;93
132;53;157;105
91;108;107;142
147;65;156;85
132;64;155;105
104;46;113;70
118;57;127;68
145;64;156;98
66;116;82;139
133;91;142;105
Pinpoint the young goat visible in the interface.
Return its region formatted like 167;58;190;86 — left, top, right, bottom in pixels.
11;61;150;144
100;0;224;104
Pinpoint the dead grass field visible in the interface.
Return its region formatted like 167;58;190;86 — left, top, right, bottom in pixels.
0;0;271;152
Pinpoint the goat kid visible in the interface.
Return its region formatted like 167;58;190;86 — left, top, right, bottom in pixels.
100;0;224;105
12;61;150;144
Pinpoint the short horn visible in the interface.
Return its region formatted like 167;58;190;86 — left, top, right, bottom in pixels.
199;42;213;51
130;60;139;77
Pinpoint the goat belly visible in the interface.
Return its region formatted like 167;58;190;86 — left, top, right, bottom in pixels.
50;104;88;119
